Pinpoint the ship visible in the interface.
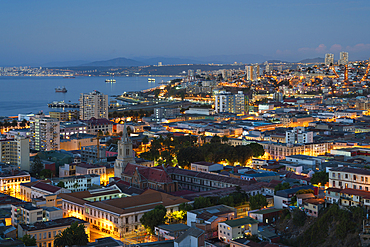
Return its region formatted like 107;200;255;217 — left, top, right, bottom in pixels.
55;86;67;93
105;79;116;83
148;78;155;82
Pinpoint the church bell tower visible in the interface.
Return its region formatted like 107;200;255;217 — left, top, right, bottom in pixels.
114;121;135;177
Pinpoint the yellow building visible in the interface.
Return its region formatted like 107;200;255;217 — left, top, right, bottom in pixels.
18;217;89;247
0;171;31;199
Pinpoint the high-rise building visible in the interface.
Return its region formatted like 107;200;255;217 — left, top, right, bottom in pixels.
0;135;30;171
264;61;270;73
325;53;334;66
246;64;260;81
214;91;246;115
30;115;60;151
339;52;349;65
114;122;135;177
79;91;108;120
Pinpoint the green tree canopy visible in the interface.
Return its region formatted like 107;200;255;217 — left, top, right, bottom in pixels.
40;169;53;179
140;205;167;234
57;181;66;188
249;143;265;157
249;193;268;210
54;222;88;247
21;234;36;246
310;171;329;185
274;182;291;194
31;155;43;177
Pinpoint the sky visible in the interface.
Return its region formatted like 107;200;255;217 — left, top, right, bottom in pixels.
1;0;370;65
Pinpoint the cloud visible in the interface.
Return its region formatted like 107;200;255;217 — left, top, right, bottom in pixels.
298;44;327;54
345;43;370;52
330;44;342;52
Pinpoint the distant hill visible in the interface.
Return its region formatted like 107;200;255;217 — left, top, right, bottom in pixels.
82;57;144;67
134;56;202;65
267;60;289;63
298;57;324;64
42;60;90;67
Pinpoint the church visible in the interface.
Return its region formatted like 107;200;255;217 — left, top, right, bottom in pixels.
114;122;177;193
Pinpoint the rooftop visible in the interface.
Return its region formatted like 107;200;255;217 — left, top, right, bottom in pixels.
20;217;87;231
220;216;259;227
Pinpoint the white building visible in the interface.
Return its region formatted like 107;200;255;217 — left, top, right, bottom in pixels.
285;127;313;144
246;64;260;81
218;217;258;243
329;167;370;191
190;162;223;173
0;135;30;171
214;91;246;115
325;53;334;66
30;115;60;151
339;51;349;65
79;91;108;120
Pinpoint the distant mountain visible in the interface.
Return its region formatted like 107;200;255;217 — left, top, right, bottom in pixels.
82;57;144;67
198;54;270;64
267;60;290;63
42;60;90;67
298;57;324;64
134;56;202;65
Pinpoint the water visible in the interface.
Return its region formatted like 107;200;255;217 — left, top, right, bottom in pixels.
0;76;178;117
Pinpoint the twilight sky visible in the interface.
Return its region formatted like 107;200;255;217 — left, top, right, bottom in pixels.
1;0;370;65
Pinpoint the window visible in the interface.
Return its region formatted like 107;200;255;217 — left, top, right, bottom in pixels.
345;174;348;179
354;175;357;180
48;232;51;238
135;215;138;222
333;173;335;178
354;185;357;189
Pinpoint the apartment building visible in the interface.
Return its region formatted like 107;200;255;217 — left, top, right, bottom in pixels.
49;110;79;121
0;135;30;170
218;217;259;243
79;90;108;120
18;217;89;247
51;174;101;192
214;91;247;115
329;167;370;191
75;163;111;185
30;115;60;151
59;122;87;138
82;118;113;135
59;189;188;238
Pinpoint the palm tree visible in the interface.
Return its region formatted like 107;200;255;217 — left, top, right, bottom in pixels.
54;230;73;247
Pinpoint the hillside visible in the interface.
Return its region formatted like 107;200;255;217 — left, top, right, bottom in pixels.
276;205;363;247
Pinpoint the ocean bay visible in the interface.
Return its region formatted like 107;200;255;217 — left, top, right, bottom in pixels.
0;76;177;117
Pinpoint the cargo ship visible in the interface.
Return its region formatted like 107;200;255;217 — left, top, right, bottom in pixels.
148;78;155;82
55;86;67;93
105;79;116;83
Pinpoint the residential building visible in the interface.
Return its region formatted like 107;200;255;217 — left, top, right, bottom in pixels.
214;91;246;115
248;208;283;224
75;163;111;185
218;217;259;243
174;227;205;247
190;162;223;173
0;135;30;170
11;203;63;227
155;224;190;240
59;189;189;238
30;115;60;151
339;51;349;65
60;122;88;139
329;167;370;190
80;145;107;163
274;185;314;208
51;174;101;192
60;133;97;151
82;118;113;135
19;181;70;202
154;108;181;120
246;65;260;81
285;128;313;144
49;110;79;121
303;198;325;217
59;163;77;177
18;217;89;247
325;53;334;66
79;91;108;120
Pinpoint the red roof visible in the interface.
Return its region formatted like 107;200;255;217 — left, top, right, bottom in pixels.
32;181;62;193
123;163;173;183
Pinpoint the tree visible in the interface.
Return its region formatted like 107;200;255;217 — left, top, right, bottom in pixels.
40;169;53;179
54;222;88;247
140;205;167;234
221;135;229;143
21;234;36;246
248;143;265;157
193;197;212;209
177;146;204;169
249;194;268;210
142;135;149;145
31;155;43;177
210;135;221;143
310;171;329;185
274;182;291;194
57;181;66;188
97;130;104;137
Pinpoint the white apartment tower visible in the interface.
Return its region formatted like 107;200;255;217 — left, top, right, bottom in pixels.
79;91;109;120
0;135;30;171
264;61;270;73
246;64;260;81
30;115;60;151
114;122;135;177
285;127;313;144
214;91;246;115
339;52;349;65
325;53;334;66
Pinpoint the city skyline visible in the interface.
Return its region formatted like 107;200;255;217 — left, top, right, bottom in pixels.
1;0;370;66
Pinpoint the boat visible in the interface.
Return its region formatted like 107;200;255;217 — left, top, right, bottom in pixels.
55;86;67;93
105;79;116;83
148;78;155;82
